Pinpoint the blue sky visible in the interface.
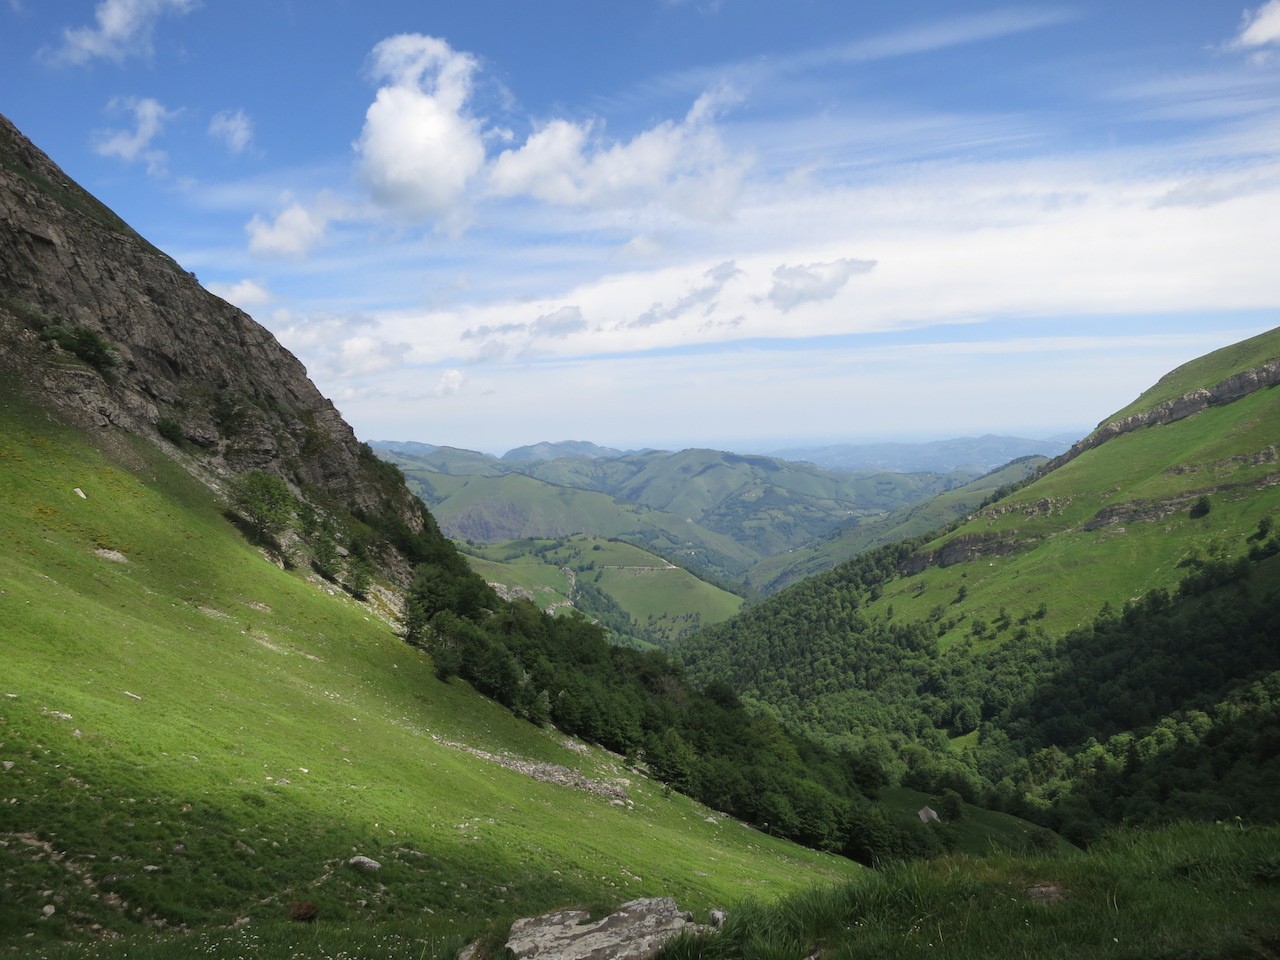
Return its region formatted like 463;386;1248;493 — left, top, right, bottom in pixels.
3;0;1279;454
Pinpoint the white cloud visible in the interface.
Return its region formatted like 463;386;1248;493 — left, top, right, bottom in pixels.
1235;1;1280;49
208;109;253;155
530;306;587;339
630;260;741;327
246;199;332;257
433;368;467;397
333;335;409;376
766;258;877;312
459;305;587;360
204;279;274;310
92;96;176;175
355;34;486;221
489;89;748;219
51;0;196;65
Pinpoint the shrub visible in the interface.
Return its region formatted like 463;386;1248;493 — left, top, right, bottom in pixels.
156;417;185;446
41;323;119;372
228;470;295;541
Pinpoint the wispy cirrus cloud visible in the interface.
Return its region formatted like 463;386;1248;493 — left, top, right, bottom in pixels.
49;0;196;65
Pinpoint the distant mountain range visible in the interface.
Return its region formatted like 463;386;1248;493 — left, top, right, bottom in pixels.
372;439;1055;601
373;434;1075;474
768;434;1074;473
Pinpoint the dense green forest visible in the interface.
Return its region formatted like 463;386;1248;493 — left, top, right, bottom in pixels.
396;550;967;864
678;519;1280;844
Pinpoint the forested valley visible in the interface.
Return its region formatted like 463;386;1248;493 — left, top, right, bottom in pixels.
677;511;1280;845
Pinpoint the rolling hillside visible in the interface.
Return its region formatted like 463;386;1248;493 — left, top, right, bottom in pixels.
0;114;881;955
745;457;1047;594
461;535;745;647
0;385;857;954
678;327;1280;841
378;442;981;583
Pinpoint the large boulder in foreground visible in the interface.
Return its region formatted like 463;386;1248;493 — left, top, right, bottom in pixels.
500;897;708;960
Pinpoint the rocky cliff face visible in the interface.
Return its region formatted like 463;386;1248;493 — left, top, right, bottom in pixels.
0;114;424;536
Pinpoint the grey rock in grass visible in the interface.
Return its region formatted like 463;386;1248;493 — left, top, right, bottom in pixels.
41;905;55;918
505;897;708;960
347;855;381;872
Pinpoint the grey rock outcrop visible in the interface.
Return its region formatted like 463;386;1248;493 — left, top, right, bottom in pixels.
504;898;708;960
1042;359;1280;475
0;113;424;537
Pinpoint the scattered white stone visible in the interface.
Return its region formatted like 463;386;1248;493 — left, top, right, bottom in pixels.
123;692;143;701
2;761;14;772
73;488;86;499
347;855;381;872
41;905;55;918
143;865;161;873
94;548;128;563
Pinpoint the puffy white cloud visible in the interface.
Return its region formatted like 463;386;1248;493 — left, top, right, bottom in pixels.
205;278;274;310
208;109;253;155
1236;1;1280;49
246;200;331;258
355;34;486;220
52;0;195;65
766;258;877;312
433;368;467;397
489;89;747;219
92;96;176;175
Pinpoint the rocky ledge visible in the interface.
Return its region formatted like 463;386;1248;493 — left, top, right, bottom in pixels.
1043;359;1280;474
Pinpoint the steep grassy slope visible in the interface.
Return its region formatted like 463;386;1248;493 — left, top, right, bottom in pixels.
746;458;1046;594
870;360;1280;645
677;328;1280;842
0;390;858;955
1109;325;1280;420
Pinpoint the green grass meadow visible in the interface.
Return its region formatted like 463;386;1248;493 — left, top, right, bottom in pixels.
870;383;1280;645
0;395;857;956
459;536;744;643
657;822;1280;960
